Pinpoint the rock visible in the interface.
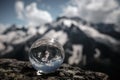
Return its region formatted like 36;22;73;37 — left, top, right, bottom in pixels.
0;16;120;80
0;43;5;51
0;59;109;80
93;23;120;40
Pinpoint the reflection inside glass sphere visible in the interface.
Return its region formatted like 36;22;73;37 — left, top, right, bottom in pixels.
29;38;64;74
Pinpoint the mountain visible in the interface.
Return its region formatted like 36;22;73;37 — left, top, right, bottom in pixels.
0;16;120;80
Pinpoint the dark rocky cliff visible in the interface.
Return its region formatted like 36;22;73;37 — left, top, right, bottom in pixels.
0;17;120;80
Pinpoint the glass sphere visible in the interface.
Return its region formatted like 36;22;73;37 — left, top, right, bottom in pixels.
29;37;65;74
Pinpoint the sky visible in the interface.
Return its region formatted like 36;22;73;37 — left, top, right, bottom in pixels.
0;0;69;25
0;0;120;26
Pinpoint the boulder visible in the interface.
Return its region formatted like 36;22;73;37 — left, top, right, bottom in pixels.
0;59;109;80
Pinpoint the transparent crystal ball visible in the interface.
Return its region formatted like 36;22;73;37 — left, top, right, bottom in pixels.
29;38;65;74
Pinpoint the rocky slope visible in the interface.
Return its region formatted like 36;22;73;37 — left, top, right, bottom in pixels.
0;59;109;80
0;17;120;79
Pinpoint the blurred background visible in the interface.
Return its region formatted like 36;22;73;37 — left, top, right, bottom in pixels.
0;0;120;80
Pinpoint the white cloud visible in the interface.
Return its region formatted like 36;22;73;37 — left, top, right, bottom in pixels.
105;9;120;24
15;0;24;19
0;24;7;34
25;3;52;26
62;6;79;17
62;0;120;25
15;1;52;26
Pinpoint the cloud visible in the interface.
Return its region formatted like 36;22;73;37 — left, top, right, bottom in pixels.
62;0;120;25
105;9;120;24
15;0;24;19
62;6;79;17
0;24;7;34
15;0;52;26
25;2;52;26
